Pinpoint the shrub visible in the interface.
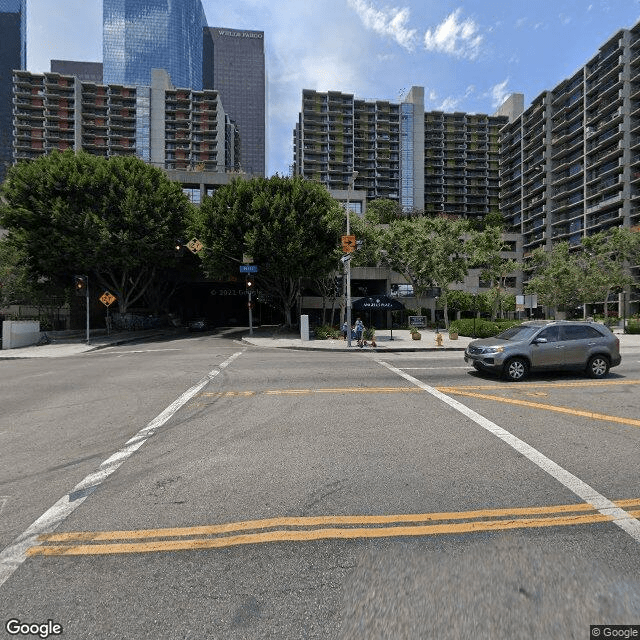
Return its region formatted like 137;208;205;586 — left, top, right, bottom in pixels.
314;325;341;339
626;320;640;335
448;318;522;338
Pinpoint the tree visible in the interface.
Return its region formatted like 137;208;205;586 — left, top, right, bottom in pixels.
380;216;473;329
364;198;403;224
191;175;344;327
471;225;520;320
0;151;191;315
525;242;583;315
577;228;640;318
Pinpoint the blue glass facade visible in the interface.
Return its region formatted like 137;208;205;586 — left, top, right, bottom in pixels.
400;103;414;210
103;0;208;90
1;0;26;182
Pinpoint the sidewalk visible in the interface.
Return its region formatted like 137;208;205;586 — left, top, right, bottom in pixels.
241;328;474;352
0;328;179;359
241;326;640;353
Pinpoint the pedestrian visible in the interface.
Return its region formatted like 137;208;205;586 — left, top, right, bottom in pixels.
354;318;365;347
342;320;348;340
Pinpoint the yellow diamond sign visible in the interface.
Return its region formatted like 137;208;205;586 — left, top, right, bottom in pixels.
100;292;116;307
187;238;204;254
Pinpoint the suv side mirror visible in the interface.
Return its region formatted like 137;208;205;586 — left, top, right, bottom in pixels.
533;337;548;344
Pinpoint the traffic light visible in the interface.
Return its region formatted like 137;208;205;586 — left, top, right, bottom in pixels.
334;275;344;296
74;275;87;296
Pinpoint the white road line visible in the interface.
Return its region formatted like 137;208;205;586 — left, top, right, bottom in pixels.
401;366;470;370
98;348;182;355
377;360;640;544
0;350;244;589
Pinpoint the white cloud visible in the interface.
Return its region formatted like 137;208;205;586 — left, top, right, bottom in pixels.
347;0;417;51
489;78;510;108
439;96;460;111
423;9;484;60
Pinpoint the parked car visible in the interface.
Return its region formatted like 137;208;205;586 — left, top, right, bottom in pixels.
187;318;211;332
464;320;621;381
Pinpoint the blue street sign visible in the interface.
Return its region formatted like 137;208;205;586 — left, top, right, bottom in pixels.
239;265;258;273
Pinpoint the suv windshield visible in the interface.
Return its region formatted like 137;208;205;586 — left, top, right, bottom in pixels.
496;325;541;341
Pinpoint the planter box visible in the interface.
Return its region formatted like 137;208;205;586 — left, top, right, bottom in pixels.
411;332;421;340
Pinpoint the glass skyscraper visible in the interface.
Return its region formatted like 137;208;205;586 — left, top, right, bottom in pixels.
103;0;208;90
0;0;26;182
203;27;266;176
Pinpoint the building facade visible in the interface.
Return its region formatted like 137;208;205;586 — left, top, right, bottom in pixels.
293;87;506;220
103;0;208;90
0;0;26;183
203;27;266;176
12;69;236;177
51;60;104;83
499;21;640;310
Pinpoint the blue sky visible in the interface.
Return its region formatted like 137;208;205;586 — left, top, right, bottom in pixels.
25;0;640;176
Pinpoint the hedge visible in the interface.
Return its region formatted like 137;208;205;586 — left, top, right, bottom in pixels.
448;318;522;338
626;321;640;335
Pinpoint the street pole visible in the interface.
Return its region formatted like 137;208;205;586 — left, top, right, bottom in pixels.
249;289;253;336
85;275;90;345
345;170;358;348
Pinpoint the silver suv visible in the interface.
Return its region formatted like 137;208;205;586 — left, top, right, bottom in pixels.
464;320;621;381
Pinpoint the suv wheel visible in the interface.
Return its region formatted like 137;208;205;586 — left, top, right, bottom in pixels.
586;355;610;379
503;357;528;382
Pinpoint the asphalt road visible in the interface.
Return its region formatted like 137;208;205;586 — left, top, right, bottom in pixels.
1;333;640;639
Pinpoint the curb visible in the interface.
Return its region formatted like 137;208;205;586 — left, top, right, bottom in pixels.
240;337;467;352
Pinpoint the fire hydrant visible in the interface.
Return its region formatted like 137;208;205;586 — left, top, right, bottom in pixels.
435;332;443;347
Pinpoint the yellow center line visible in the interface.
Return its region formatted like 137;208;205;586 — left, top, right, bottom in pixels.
437;379;640;392
27;513;615;557
439;389;640;428
196;380;640;401
28;499;640;557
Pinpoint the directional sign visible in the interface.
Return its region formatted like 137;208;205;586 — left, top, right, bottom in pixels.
342;235;356;253
100;291;116;307
240;265;258;273
186;238;204;254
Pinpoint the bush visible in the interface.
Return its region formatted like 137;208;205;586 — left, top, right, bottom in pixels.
626;321;640;335
448;318;522;338
314;325;341;339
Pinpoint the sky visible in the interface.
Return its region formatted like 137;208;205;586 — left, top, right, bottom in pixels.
24;0;640;177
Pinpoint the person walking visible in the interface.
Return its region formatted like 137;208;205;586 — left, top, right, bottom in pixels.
354;318;365;347
342;320;348;341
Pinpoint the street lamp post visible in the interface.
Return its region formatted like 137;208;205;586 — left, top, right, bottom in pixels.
345;170;358;347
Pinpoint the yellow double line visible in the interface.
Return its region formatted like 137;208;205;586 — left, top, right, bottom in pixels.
28;498;640;557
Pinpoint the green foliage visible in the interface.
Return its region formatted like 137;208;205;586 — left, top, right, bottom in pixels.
0;151;190;314
526;228;640;317
363;327;375;341
380;216;474;329
625;320;640;335
364;198;403;224
314;325;341;339
191;175;343;326
449;318;522;338
443;289;473;312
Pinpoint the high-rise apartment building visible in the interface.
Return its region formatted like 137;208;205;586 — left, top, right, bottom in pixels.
203;27;266;176
293;87;506;219
500;22;640;257
0;0;26;183
103;0;208;90
293;89;401;202
13;69;236;175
